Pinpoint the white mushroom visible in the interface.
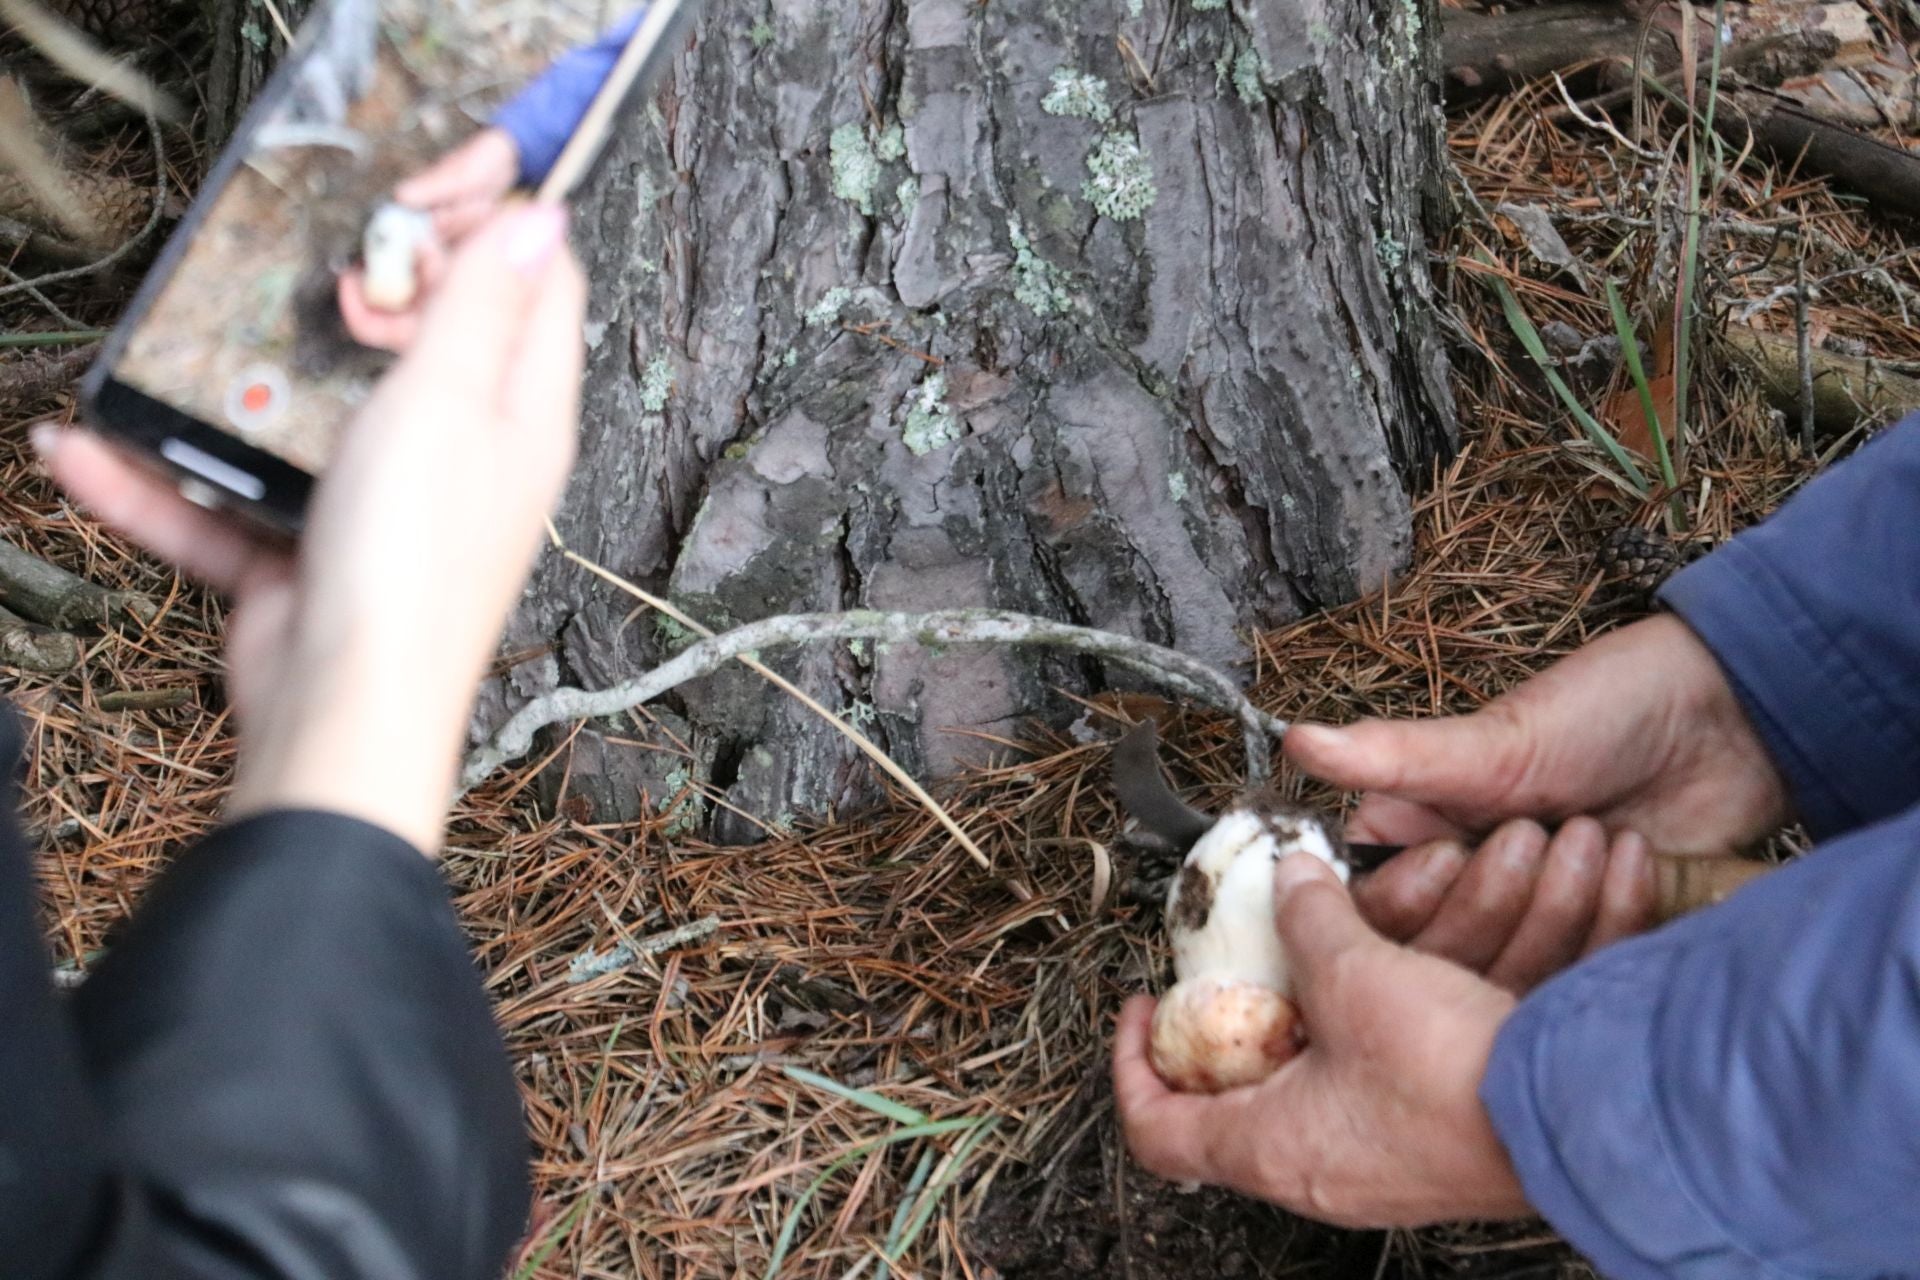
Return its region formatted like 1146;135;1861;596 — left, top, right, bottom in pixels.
359;202;437;312
1148;806;1351;1094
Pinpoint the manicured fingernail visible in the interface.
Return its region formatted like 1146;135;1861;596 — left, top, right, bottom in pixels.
504;202;568;274
28;421;60;459
1274;851;1332;898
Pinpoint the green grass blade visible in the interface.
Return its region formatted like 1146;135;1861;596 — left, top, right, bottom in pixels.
513;1191;592;1280
1605;280;1677;493
0;329;105;348
781;1065;927;1125
882;1148;938;1258
763;1117;986;1280
883;1116;1003;1269
1487;272;1651;495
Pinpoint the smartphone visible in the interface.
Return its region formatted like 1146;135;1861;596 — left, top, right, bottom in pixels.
77;0;699;535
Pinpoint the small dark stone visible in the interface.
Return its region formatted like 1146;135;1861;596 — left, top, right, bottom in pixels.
1540;319;1586;355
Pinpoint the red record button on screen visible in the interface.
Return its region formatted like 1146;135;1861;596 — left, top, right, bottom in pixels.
224;364;289;435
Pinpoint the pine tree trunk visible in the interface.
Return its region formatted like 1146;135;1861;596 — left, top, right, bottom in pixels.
490;0;1456;839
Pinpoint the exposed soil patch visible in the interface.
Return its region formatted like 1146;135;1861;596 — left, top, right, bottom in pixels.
969;1122;1592;1280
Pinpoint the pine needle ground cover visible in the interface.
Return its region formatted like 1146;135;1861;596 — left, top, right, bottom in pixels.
4;4;1917;1275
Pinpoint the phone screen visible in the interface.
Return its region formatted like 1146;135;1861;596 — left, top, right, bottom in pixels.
94;0;646;483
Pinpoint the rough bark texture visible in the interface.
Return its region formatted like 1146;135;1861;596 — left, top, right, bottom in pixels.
488;0;1456;840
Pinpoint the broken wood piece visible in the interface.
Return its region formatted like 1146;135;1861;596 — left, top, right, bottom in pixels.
1441;0;1877;106
0;603;80;672
96;687;192;712
0;540;156;630
1725;326;1920;439
0;342;96;406
1713;89;1920;218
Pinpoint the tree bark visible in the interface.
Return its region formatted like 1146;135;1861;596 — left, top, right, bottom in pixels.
491;0;1456;839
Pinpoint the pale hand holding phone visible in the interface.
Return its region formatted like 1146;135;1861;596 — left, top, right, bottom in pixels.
337;127;524;354
43;202;584;854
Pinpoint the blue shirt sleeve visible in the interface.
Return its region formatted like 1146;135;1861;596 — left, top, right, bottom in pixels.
1481;804;1920;1277
1655;411;1920;840
489;8;646;186
1480;411;1920;1277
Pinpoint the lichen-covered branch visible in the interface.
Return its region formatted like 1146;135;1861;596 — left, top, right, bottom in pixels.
463;609;1289;792
0;540;155;631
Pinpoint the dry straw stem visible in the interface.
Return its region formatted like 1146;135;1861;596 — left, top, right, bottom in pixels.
0;77;105;243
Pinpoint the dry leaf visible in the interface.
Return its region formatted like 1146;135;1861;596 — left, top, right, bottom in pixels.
1603;315;1675;463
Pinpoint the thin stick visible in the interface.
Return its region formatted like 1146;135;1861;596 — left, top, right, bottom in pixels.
464;606;1284;793
567;913;721;983
518;526;996;878
1794;250;1815;452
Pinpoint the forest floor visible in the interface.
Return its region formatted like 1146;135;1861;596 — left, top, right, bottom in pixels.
4;2;1919;1278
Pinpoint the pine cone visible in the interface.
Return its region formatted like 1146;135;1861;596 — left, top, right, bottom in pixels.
47;0;166;41
1594;525;1682;595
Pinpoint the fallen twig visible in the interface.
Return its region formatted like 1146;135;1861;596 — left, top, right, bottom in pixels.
1725;325;1920;440
464;608;1285;794
96;687;193;712
567;913;722;983
0;604;79;672
0;539;155;630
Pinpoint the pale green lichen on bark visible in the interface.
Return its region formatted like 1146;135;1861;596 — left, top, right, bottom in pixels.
1230;45;1271;103
1191;0;1226;9
639;356;674;411
875;123;907;162
895;176;919;219
805;285;854;327
1167;472;1189;501
1008;218;1074;315
1041;67;1113;123
1083;133;1156;220
901;373;960;455
829;122;881;214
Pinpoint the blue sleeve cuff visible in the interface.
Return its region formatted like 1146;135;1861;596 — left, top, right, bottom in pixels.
1656;412;1920;840
1481;945;1760;1280
490;9;645;185
1483;804;1920;1277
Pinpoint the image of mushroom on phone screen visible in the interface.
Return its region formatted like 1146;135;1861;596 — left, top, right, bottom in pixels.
77;0;697;532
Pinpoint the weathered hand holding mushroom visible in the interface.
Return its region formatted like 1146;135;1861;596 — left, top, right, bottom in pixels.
1111;850;1533;1228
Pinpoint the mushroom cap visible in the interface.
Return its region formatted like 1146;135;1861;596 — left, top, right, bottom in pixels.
1148;975;1303;1094
1166;807;1348;991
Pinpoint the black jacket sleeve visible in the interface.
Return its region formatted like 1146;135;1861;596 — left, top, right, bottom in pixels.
0;708;530;1280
